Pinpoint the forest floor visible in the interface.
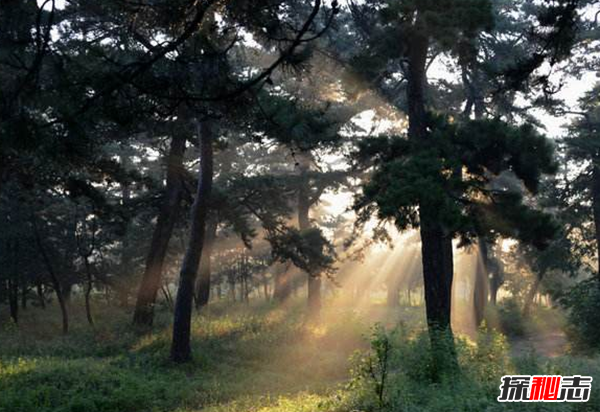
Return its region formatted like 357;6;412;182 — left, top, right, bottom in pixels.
510;330;567;358
0;298;597;412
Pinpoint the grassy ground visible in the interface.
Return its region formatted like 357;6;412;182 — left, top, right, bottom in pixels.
0;299;372;412
0;299;598;412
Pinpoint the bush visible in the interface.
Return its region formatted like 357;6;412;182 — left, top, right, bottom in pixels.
340;324;600;412
497;298;526;337
561;278;600;353
347;324;394;410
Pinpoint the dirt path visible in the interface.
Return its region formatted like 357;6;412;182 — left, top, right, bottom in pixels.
510;330;568;358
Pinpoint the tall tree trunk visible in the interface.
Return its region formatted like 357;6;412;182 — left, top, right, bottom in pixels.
21;284;27;310
407;27;457;375
133;134;187;327
489;248;502;306
83;256;94;326
419;214;454;333
36;281;46;309
262;272;270;302
170;119;214;363
489;280;499;305
387;276;400;308
473;239;489;327
63;283;73;307
523;271;545;318
7;279;18;324
32;217;69;334
463;65;489;324
298;152;321;316
228;273;236;302
195;217;217;310
117;172;133;308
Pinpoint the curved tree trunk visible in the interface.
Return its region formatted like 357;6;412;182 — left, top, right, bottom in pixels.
83;256;94;326
523;271;545;318
33;217;69;334
195;217;217;310
170;119;214;363
133;133;186;327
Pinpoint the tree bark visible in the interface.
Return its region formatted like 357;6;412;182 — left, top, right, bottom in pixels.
419;212;454;332
523;271;545;318
387;275;401;308
7;278;18;324
36;281;45;309
407;25;457;374
83;256;94;326
473;239;489;327
298;152;321;316
408;31;454;330
195;217;217;310
170;119;214;363
261;272;270;301
133;133;187;327
489;249;502;306
32;217;69;334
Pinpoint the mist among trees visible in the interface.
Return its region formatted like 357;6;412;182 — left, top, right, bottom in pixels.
1;1;600;411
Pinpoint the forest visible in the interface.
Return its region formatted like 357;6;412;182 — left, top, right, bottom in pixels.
1;0;600;411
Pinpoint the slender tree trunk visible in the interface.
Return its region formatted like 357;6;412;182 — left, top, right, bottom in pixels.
195;217;217;310
21;283;27;310
489;252;502;306
262;272;270;302
387;278;400;308
523;272;545;318
83;257;94;326
170;119;214;363
229;274;236;302
407;27;457;374
36;281;45;309
489;282;499;305
32;217;68;334
7;278;18;324
298;152;321;316
473;239;489;327
133;134;186;327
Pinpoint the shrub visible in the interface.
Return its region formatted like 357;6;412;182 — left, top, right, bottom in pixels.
497;298;526;337
561;278;600;353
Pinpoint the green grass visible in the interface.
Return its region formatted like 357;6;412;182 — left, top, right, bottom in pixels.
1;300;599;412
0;300;367;412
